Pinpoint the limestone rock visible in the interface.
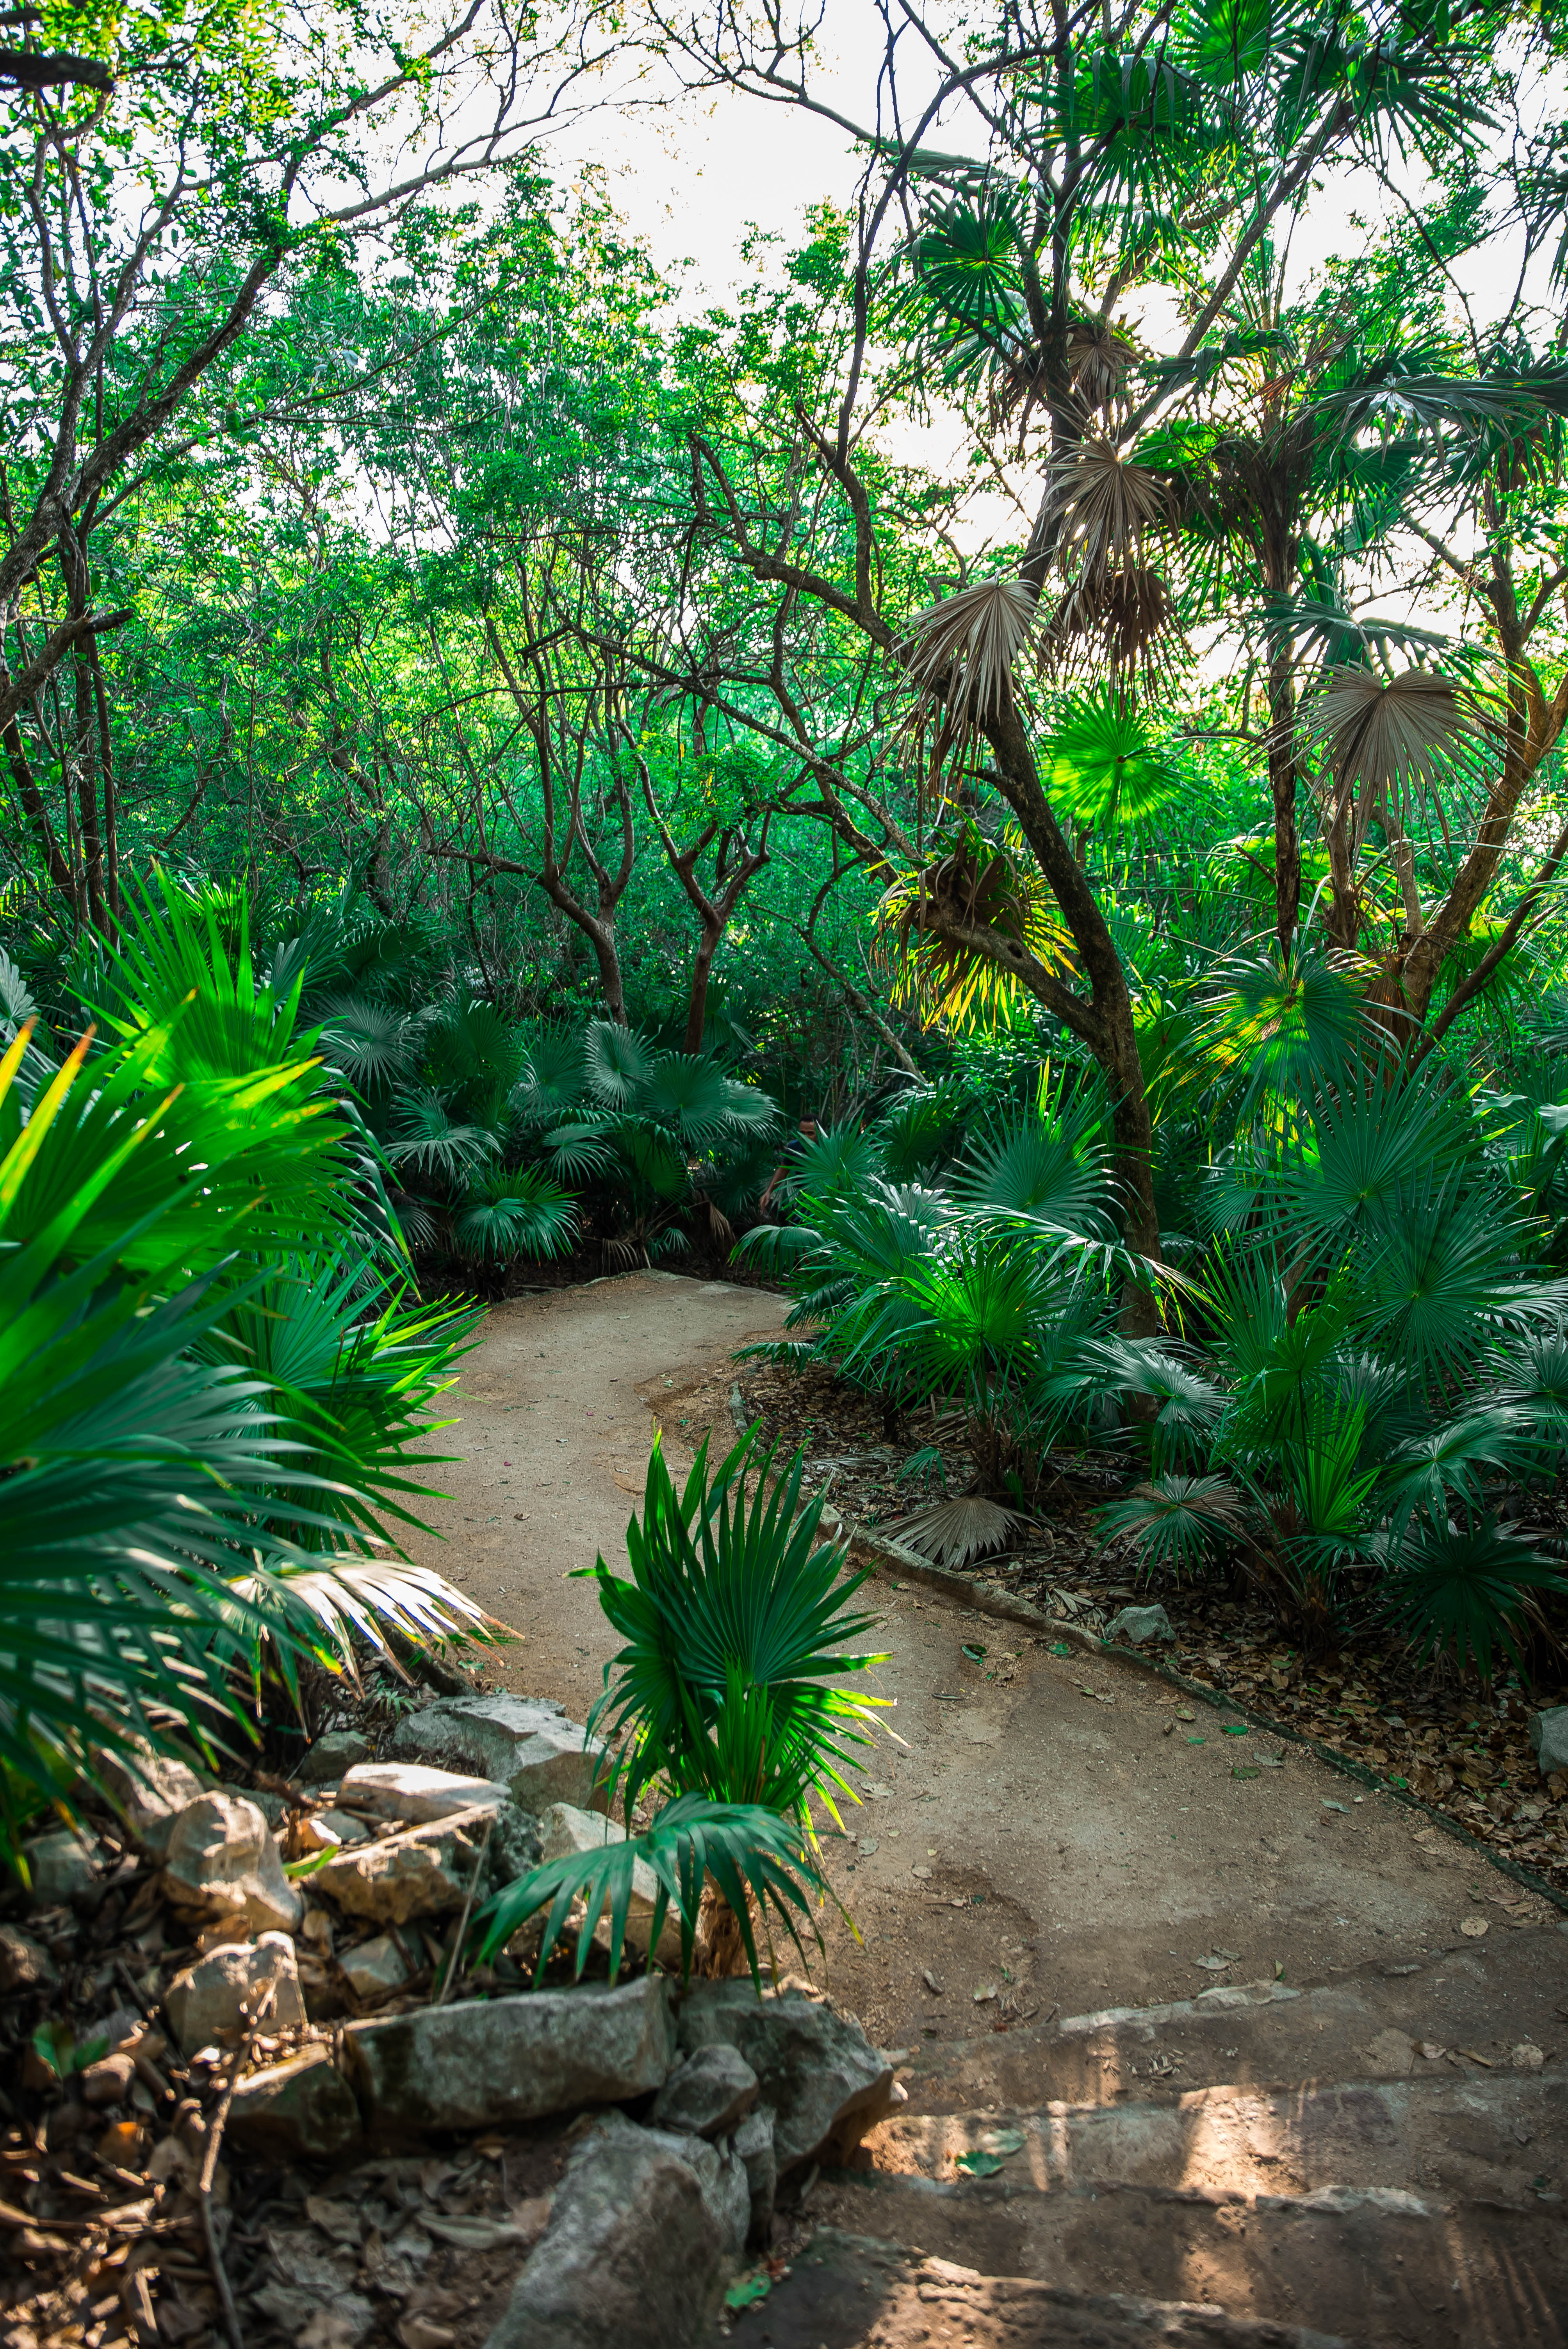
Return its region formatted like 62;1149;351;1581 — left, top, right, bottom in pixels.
388;1693;605;1811
165;1932;306;2051
1105;1603;1175;1645
344;1976;675;2135
537;1802;681;1965
338;1933;413;2002
0;1925;55;1992
677;1982;903;2172
481;2112;733;2349
1529;1706;1568;1778
96;1743;205;1858
312;1809;371;1848
650;2043;759;2139
227;2046;362;2161
23;1828;107;1911
732;2104;777;2247
297;1731;371;1788
488;1800;542;1887
161;1795;302;1936
338;1761;513;1823
314;1815;485;1926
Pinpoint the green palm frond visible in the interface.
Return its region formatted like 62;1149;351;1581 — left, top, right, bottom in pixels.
1042;692;1183;833
578;1429;892;1830
1099;1473;1242;1577
584;1020;654;1105
1200;943;1367;1118
951;1094;1110;1234
474;1792;832;1990
511;1022;592;1130
1380;1519;1566;1682
385;1089;500;1182
453;1166;577;1260
315;994;416;1089
1349;1175;1549;1394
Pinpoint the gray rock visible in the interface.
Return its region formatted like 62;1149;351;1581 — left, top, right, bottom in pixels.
312;1809;371;1848
343;1976;675;2136
732;2104;777;2247
314;1814;487;1925
231;1786;287;1829
650;2043;759;2138
488;1800;542;1887
226;2046;362;2161
1530;1706;1568;1778
1105;1603;1175;1645
337;1761;513;1823
23;1828;107;1911
481;2111;732;2349
337;1932;413;2002
96;1743;206;1859
677;1982;903;2173
297;1731;371;1788
538;1802;682;1966
160;1794;302;1936
165;1932;306;2052
388;1693;605;1812
0;1925;55;1992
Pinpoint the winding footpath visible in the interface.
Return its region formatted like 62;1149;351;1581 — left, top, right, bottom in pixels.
408;1272;1568;2347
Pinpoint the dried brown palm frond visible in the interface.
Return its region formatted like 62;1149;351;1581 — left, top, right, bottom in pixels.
1302;666;1491;844
1066;318;1137;411
885;1493;1028;1568
900;575;1040;786
1043;436;1174;586
1044;565;1174;677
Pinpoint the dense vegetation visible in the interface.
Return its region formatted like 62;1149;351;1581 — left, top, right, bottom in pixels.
3;0;1568;1857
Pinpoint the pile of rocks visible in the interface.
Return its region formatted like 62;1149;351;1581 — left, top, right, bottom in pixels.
1;1690;903;2349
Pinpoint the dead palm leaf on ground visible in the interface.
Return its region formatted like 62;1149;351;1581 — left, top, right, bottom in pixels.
885;1493;1029;1568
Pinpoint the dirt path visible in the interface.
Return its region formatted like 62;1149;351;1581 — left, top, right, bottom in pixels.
410;1273;1563;2058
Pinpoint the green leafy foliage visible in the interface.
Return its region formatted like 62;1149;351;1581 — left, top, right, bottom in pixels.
578;1428;893;1826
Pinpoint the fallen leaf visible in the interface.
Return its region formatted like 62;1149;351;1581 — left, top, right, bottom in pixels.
962;1644;987;1662
1322;1800;1349;1814
1221;1725;1249;1738
398;2318;454;2349
972;1984;998;2003
911;1865;932;1880
1194;1956;1231;1971
955;2149;1003;2176
1418;2041;1447;2059
1175;1708;1196;1722
922;1968;943;1994
1162;1721;1175;1737
725;2273;772;2311
1458;1916;1489;1938
304;2197;363;2247
1454;2047;1493;2066
1232;1764;1261;1780
980;2126;1027;2157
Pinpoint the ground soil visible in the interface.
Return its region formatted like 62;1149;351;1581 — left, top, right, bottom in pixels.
403;1273;1564;2057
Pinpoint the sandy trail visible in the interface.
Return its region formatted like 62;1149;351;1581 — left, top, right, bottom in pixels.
406;1272;1562;2060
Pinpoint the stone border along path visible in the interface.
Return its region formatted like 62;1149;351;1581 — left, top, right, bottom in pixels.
409;1272;1568;2347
